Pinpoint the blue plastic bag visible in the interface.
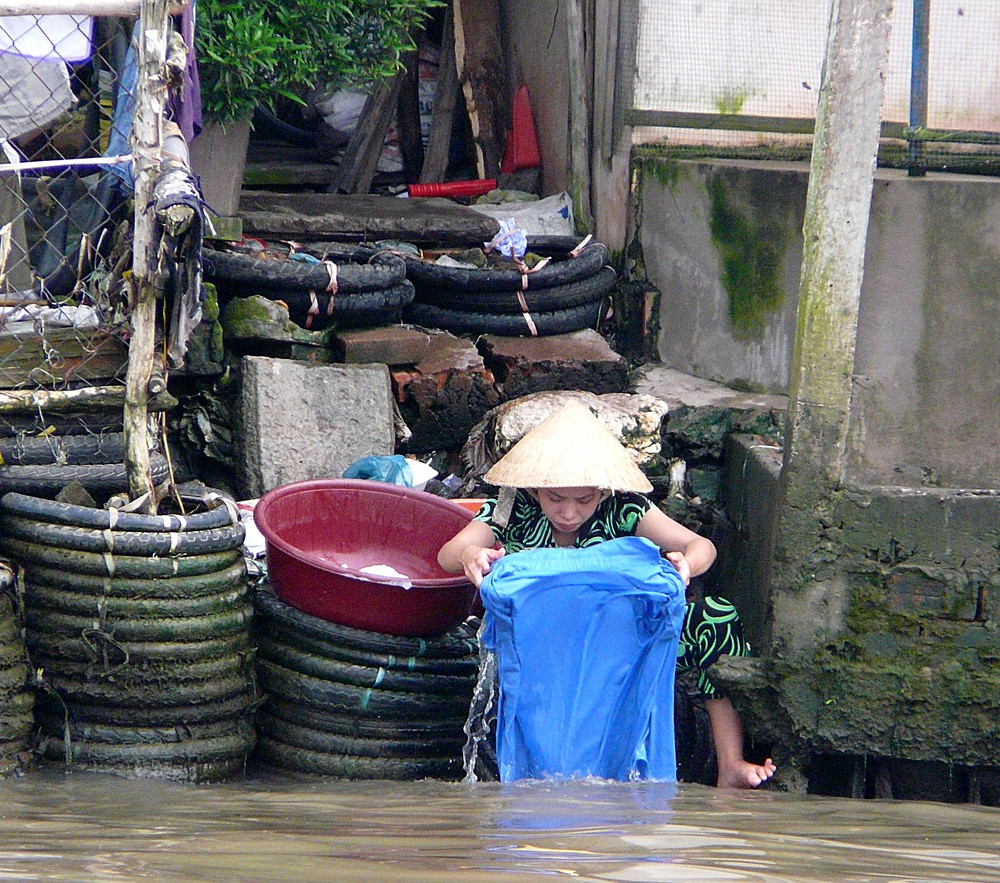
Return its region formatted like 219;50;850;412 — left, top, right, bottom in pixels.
341;455;413;487
479;536;686;783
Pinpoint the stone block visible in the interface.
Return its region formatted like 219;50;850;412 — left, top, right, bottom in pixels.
478;329;628;399
330;326;432;365
392;332;499;453
236;356;393;497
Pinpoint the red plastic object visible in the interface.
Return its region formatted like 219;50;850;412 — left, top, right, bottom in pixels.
501;83;542;173
407;179;497;198
254;479;477;637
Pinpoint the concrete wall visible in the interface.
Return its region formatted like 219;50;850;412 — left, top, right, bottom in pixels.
631;156;1000;490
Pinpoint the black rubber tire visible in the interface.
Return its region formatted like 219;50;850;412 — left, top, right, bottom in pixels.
31;649;249;686
253;590;480;660
0;490;238;532
203;248;406;293
25;602;254;642
0;432;126;466
256;710;463;759
38;752;249;783
255;633;476;696
404;297;608;337
37;688;259;727
252;105;317;147
0;515;245;557
0;453;170;497
261;697;465;740
28;631;253;666
25;583;248;619
0;414;123;439
244;280;416;331
255;734;461;780
0;661;30;693
415;266;618;314
42;670;255;708
21;558;248;600
256;659;472;719
37;715;254;746
42;728;254;764
255;617;479;677
404;242;610;293
0;537;242;578
674;683;717;786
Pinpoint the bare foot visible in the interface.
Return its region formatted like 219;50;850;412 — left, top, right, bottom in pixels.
717;758;777;789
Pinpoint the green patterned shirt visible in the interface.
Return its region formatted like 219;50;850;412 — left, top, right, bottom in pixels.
474;490;653;552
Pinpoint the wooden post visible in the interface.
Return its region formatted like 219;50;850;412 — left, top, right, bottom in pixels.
566;0;594;233
123;0;170;510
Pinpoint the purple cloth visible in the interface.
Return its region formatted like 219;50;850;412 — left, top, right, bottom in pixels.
167;3;202;141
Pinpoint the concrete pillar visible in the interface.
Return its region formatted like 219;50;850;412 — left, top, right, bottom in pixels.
771;0;895;652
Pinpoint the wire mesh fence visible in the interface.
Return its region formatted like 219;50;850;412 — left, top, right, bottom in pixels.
618;0;1000;175
0;12;135;418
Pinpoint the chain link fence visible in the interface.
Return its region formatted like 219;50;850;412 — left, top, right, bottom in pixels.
0;12;134;417
618;0;1000;175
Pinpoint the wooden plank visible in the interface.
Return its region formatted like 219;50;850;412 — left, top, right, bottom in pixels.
453;0;507;178
397;44;425;181
0;174;33;294
333;73;406;195
420;3;460;184
0;327;128;389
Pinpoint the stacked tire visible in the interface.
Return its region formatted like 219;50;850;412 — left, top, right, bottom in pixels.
0;430;169;501
203;246;414;331
402;238;616;336
0;568;34;777
253;589;479;780
0;491;258;782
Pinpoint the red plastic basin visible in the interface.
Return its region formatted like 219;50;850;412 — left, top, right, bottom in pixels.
254;479;476;637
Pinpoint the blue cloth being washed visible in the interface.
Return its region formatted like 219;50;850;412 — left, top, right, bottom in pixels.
479;536;686;783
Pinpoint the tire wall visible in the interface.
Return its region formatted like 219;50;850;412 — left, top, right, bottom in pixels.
0;492;258;783
252;590;479;780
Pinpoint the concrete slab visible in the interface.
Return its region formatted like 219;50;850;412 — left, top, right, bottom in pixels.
631;365;788;412
238;192;500;245
479;329;628;399
236;356;393;497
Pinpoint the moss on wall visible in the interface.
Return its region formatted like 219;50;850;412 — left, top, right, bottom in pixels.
707;175;788;340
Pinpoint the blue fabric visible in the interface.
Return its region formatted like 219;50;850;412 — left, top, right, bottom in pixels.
479;536;686;783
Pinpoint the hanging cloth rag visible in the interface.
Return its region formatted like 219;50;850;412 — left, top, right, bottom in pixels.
478;536;686;783
0;54;74;140
0;15;93;63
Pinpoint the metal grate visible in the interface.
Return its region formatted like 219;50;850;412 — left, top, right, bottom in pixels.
0;13;134;393
617;0;1000;175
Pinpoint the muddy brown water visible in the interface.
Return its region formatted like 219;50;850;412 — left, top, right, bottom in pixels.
1;768;998;881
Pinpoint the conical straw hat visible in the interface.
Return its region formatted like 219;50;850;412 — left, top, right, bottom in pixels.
484;400;653;492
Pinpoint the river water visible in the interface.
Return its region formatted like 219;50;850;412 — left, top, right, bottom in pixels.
1;768;998;882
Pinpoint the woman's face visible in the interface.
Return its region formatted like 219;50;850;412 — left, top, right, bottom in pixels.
534;487;606;535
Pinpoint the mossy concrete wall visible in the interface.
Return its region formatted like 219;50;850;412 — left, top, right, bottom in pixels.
718;434;1000;771
630;156;1000;490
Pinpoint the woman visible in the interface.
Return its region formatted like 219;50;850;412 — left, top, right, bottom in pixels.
439;400;776;789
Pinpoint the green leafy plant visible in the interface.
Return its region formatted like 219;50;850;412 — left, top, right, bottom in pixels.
195;0;440;123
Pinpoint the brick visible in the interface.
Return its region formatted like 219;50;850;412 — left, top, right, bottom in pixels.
478;329;628;399
330;326;432;365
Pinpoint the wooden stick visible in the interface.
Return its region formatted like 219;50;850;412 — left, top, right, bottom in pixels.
0;386;176;414
332;72;405;194
566;0;594;232
123;0;170;511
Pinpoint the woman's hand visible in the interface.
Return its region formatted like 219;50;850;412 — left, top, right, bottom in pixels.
461;545;506;587
664;551;692;586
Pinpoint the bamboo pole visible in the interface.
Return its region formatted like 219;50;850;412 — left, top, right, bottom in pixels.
123;0;170;511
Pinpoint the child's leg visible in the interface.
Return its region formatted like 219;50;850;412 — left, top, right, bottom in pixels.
677;598;776;789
